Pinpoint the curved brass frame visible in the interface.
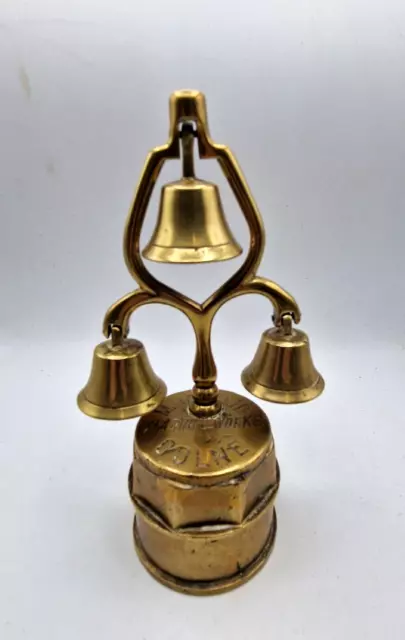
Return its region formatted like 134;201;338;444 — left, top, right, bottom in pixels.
102;90;301;414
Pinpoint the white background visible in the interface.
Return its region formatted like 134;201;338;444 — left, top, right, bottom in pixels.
1;1;405;638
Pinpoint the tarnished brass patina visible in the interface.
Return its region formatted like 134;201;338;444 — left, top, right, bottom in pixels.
130;390;279;594
77;90;324;595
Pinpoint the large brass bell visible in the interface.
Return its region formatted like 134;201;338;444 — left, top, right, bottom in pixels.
242;315;324;404
77;329;166;420
142;178;242;263
142;125;242;263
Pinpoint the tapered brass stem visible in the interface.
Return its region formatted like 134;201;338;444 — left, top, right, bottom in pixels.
190;319;219;416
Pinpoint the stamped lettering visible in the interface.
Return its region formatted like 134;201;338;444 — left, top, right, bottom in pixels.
148;414;265;433
155;438;191;465
155;436;250;469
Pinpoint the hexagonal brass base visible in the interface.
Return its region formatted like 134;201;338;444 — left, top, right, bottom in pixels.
130;389;279;595
133;510;277;596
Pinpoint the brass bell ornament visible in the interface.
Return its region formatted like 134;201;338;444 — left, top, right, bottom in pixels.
143;122;241;263
78;327;166;420
77;90;324;595
242;314;324;404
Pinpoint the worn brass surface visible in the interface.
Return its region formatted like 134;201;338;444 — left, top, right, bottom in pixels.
77;89;324;594
133;510;277;596
134;390;272;484
131;390;277;523
131;449;277;529
242;315;325;404
130;390;279;594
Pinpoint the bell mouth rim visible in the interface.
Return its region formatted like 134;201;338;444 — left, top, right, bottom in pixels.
77;381;167;420
142;242;242;264
241;369;325;405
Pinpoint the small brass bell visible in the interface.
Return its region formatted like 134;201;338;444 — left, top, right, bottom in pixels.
77;328;166;420
142;125;242;263
242;315;324;404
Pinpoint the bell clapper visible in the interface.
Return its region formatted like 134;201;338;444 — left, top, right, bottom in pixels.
77;90;324;595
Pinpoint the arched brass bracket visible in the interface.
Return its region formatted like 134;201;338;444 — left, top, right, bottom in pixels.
123;92;263;305
103;278;300;339
103;90;302;414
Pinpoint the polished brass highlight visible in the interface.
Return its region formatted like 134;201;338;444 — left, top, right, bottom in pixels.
242;314;325;404
142;177;242;263
77;89;324;595
78;329;166;420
